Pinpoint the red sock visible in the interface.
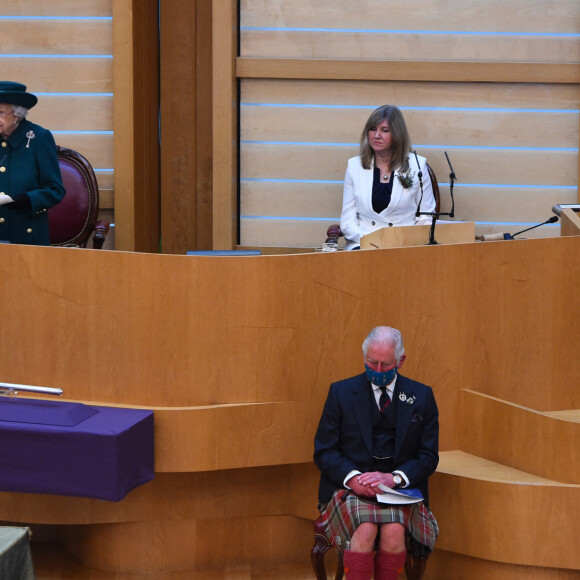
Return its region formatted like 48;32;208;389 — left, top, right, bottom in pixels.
343;550;374;580
374;548;407;580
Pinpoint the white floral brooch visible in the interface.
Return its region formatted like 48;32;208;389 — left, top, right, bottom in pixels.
399;392;416;405
396;171;415;189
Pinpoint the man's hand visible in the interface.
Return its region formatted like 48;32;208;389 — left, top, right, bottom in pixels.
347;472;398;496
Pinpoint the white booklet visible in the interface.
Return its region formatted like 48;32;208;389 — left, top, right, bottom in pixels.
376;484;424;505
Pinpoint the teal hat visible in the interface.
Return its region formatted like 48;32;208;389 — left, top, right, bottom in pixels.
0;81;38;109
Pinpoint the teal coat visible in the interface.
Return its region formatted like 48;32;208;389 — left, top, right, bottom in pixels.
0;119;65;245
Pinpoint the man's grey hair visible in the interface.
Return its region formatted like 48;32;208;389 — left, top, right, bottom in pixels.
362;326;405;362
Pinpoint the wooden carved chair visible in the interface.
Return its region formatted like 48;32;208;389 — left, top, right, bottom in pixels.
325;164;441;245
49;146;110;249
311;515;429;580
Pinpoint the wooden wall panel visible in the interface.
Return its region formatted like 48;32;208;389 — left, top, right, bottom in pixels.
241;31;578;64
1;58;112;92
2;0;112;15
241;0;579;33
159;0;214;254
459;392;580;483
0;20;111;54
239;77;578;246
240;0;579;62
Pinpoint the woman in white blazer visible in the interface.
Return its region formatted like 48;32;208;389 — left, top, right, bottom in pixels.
340;105;436;250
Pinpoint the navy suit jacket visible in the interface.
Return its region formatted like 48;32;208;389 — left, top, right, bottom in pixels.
314;372;439;507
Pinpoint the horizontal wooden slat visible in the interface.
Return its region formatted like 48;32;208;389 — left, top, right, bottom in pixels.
438;187;577;223
241;0;579;34
28;96;113;131
241;181;575;223
0;57;112;92
0;20;112;55
98;188;114;209
1;0;111;16
241;143;578;185
240;32;579;64
95;171;114;190
241;106;578;149
54;133;113;168
237;58;580;83
241;181;342;218
241;79;580;109
240;217;337;247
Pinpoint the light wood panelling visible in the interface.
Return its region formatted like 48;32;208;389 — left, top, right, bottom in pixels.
1;58;113;92
240;31;579;63
241;144;577;185
212;0;239;249
459;391;580;483
242;79;580;109
238;58;580;84
241;104;579;149
0;464;319;525
1;238;578;413
428;550;580;580
432;455;580;569
239;76;579;245
2;0;111;16
241;182;575;224
240;0;579;62
241;0;579;33
52;134;113;168
29;96;113;131
0;20;112;55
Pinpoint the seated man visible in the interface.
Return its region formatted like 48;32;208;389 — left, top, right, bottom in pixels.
314;326;439;580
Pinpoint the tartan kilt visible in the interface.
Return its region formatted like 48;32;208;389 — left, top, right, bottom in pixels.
320;490;439;558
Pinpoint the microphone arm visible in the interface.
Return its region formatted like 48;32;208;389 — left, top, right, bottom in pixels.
444;151;456;218
415;151;458;245
413;150;424;218
510;216;559;239
476;216;559;241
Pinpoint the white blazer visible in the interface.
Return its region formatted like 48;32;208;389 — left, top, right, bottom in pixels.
340;153;437;250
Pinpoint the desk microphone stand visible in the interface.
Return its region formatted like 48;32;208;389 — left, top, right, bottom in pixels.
417;151;456;245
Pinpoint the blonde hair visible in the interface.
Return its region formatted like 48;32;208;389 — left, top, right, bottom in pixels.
359;105;411;172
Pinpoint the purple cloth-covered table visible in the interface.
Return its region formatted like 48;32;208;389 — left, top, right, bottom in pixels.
0;397;154;502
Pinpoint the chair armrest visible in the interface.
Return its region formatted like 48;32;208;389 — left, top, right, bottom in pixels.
326;224;343;244
92;220;110;250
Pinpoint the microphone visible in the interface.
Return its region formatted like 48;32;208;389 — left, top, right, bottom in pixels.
444;151;456;218
476;216;559;241
510;215;558;238
413;150;424;217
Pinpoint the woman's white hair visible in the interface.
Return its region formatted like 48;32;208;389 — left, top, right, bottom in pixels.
11;105;28;121
362;326;405;362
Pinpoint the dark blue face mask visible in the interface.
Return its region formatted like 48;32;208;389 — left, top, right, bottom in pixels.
365;364;397;387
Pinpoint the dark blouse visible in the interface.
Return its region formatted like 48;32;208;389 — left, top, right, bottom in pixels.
372;167;394;214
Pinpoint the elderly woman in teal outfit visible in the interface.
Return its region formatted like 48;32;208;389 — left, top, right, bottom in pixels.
0;81;64;245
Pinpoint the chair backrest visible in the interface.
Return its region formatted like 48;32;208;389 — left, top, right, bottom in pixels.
49;146;99;247
425;163;441;213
